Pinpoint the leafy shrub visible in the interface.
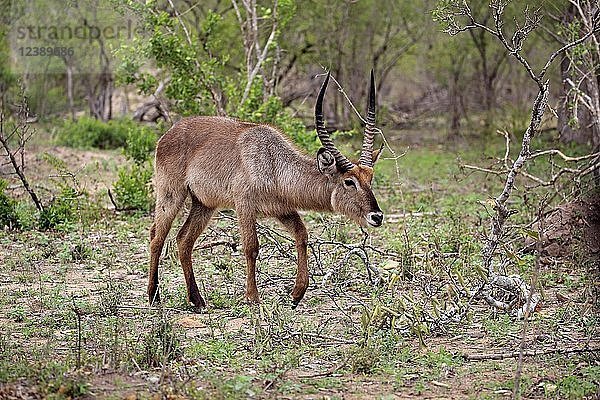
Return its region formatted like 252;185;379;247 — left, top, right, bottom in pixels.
255;96;320;154
349;345;381;374
123;126;157;164
118;0;317;155
113;163;153;212
111;125;157;212
234;95;320;154
0;179;20;229
56;117;140;149
37;153;91;230
38;186;81;230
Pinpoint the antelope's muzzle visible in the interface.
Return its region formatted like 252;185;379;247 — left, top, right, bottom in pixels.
366;211;383;227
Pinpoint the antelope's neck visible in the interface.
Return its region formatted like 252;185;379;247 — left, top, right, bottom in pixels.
284;156;335;212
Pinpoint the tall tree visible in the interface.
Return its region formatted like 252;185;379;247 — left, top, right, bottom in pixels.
278;0;426;129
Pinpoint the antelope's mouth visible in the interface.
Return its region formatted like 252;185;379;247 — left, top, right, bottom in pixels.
365;212;383;227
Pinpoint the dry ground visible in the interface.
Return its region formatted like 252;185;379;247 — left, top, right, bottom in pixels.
0;136;599;399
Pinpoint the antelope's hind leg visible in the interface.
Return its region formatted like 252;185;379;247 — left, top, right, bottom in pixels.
176;195;215;311
237;208;260;304
277;212;309;308
149;191;186;306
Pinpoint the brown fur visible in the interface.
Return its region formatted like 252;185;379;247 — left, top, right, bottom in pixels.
148;116;382;308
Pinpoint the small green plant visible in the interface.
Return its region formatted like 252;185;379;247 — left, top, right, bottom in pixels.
111;125;156;212
36;362;89;398
0;178;20;229
208;290;237;310
139;319;182;368
69;241;92;262
348;344;381;375
112;163;153;212
38;186;81;230
7;306;26;323
424;347;461;376
557;371;599;399
36;153;91;230
98;281;126;317
187;338;237;365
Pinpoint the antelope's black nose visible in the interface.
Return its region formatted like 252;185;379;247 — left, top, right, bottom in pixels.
367;211;383;227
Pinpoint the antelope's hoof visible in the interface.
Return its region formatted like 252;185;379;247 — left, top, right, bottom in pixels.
188;293;206;312
291;290;305;309
189;303;206;314
245;293;261;305
291;299;300;310
148;290;161;306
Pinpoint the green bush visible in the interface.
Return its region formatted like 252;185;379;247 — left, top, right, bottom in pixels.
36;153;92;230
0;179;20;229
38;186;81;230
113;162;153;212
349;345;381;375
111;124;157;212
124;126;157;165
56;117;140;149
257;96;320;154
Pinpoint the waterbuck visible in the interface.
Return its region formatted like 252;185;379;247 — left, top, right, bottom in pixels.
148;71;384;309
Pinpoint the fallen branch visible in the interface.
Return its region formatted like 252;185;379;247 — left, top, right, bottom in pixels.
463;346;600;361
194;240;238;251
297;360;348;379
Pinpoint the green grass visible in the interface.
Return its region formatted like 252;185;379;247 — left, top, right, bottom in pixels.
0;128;597;398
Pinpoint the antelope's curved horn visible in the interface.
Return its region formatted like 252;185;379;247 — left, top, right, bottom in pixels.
359;69;377;167
315;72;355;172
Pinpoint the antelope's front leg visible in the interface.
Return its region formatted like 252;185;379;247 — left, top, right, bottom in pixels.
277;212;309;308
237;210;260;304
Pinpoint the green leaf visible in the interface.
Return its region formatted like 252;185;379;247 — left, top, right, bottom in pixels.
521;228;539;240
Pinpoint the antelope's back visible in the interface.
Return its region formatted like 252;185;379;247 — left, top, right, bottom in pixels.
156;116;253;164
155;116;300;209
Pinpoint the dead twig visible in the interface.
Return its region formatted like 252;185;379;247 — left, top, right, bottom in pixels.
297;360;348;379
107;188;139;212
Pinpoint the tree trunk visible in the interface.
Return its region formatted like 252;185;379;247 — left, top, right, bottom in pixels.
87;72;114;122
66;62;75;121
449;69;462;138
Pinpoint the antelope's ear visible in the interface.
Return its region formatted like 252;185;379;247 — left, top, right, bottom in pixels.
317;147;338;175
372;144;384;165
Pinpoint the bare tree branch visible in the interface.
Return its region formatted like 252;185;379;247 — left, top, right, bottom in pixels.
0;92;44;212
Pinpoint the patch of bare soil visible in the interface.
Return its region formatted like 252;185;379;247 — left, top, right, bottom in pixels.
536;196;600;258
2;144;124;204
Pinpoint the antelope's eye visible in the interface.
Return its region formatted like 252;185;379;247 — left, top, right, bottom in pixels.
344;179;356;188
